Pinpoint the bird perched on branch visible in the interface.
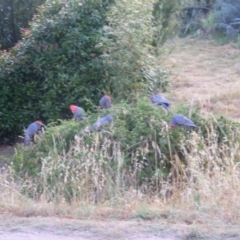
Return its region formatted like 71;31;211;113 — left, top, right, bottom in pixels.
170;114;196;129
99;95;111;109
69;105;86;121
24;120;43;146
150;94;170;112
92;115;114;131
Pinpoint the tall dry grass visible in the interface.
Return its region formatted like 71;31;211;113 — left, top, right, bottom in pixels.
1;120;240;221
172;129;240;218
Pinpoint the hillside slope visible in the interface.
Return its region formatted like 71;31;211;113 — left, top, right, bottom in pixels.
163;38;240;120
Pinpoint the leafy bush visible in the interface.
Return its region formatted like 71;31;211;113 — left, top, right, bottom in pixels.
179;0;240;41
0;0;180;142
100;0;180;99
12;96;240;202
204;0;240;41
179;0;214;37
0;0;45;49
153;0;182;46
0;0;111;142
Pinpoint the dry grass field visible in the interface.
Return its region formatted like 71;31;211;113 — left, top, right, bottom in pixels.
1;38;240;239
163;37;240;120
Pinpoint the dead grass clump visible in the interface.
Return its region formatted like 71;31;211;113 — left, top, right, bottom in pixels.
169;129;240;221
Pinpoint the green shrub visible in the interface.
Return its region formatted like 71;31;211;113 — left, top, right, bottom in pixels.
0;0;180;141
0;0;112;142
179;0;240;41
100;0;180;99
179;0;214;37
0;0;45;49
153;0;182;47
12;96;240;202
205;0;240;41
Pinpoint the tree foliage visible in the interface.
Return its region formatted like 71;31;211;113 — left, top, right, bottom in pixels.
0;0;45;49
179;0;240;41
153;0;181;47
100;0;163;99
0;0;180;142
179;0;214;36
205;0;240;40
0;0;111;142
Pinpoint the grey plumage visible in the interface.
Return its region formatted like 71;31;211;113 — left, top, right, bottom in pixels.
150;94;170;111
170;114;196;129
92;115;114;131
99;95;111;109
24;121;42;146
70;105;86;121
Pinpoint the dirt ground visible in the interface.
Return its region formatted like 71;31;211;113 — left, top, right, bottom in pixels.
0;215;179;240
0;214;240;240
0;145;15;169
0;145;15;158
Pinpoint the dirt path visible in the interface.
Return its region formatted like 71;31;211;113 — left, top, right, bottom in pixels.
0;215;179;240
1;214;240;240
163;38;240;120
0;231;176;240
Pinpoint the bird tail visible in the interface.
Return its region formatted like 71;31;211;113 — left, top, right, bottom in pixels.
24;134;31;146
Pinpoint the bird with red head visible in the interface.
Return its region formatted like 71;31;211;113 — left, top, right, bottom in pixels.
69;105;86;121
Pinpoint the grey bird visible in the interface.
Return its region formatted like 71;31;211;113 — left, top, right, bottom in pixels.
170;114;196;129
150;94;170;112
69;105;86;121
24;120;43;146
99;95;111;109
92;115;114;131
